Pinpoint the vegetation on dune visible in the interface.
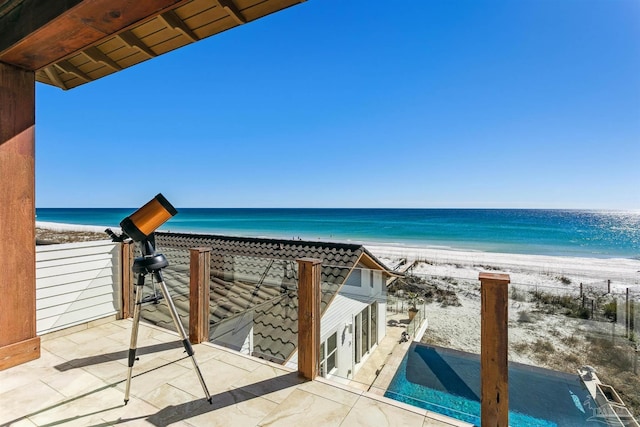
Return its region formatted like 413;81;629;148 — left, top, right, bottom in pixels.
388;274;462;307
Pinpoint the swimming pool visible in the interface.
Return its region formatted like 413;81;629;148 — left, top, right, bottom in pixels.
384;343;601;426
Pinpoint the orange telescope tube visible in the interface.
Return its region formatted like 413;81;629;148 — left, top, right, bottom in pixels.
120;193;177;241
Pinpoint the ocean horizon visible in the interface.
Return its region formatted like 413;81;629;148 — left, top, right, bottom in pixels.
34;208;640;259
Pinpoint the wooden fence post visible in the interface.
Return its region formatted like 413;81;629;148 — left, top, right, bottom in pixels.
120;240;134;319
479;272;510;427
297;258;322;380
189;247;211;344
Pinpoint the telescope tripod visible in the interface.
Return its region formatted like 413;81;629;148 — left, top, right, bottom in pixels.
124;239;212;404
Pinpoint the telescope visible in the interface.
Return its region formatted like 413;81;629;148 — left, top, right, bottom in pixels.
106;193;212;405
106;193;177;242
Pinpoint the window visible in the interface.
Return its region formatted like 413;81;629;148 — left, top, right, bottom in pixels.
345;269;361;287
361;306;369;359
320;332;338;377
354;315;361;364
370;302;377;345
355;303;379;363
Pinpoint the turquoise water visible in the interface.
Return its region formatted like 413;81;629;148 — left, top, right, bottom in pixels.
384;344;600;427
34;208;640;258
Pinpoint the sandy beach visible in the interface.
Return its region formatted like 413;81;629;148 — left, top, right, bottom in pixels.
367;243;640;288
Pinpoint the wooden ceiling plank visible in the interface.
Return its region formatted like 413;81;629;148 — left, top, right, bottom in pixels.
241;0;304;22
107;44;140;62
192;16;236;39
148;33;190;56
184;6;229;30
215;0;246;25
54;60;91;82
176;0;214;20
159;10;199;42
127;14;167;39
118;30;157;58
83;46;123;71
117;50;148;69
43;66;67;90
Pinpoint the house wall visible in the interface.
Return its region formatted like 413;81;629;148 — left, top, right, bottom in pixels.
321;294;369;379
286;267;388;378
286;294;367;376
35;240;120;334
342;268;386;300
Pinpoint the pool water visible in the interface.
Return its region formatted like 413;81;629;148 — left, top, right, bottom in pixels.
385;344;601;426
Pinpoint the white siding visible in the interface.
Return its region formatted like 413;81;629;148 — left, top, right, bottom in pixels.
36;240;120;334
287;293;385;379
323;294;370;379
321;294;369;340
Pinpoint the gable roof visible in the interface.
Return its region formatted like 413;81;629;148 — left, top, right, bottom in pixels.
139;232;391;363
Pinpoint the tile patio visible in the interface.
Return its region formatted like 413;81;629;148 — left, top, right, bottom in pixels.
0;318;469;427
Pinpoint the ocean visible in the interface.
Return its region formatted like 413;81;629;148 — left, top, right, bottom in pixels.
34;208;640;259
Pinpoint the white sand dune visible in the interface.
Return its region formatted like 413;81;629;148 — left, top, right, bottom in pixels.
367;243;640;292
36;221;117;234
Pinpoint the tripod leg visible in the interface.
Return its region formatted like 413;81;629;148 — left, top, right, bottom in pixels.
154;270;212;403
124;272;146;404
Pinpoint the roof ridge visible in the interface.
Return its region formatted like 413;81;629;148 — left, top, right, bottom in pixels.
156;231;365;251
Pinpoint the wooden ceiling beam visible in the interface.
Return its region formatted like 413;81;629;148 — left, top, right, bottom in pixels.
0;0;84;54
42;65;67;90
83;46;122;71
216;0;246;25
54;60;91;82
159;10;199;42
0;0;185;70
118;30;157;58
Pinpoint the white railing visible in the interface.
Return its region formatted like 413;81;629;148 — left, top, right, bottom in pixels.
36;240;120;334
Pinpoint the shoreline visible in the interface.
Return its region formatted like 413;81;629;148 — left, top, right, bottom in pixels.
36;220;640;261
36;221;640;286
367;243;640;287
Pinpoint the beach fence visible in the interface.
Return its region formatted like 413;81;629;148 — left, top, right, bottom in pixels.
386;294;427;339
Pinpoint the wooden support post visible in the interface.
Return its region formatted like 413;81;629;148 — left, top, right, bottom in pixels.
607;280;611;294
120;241;135;319
0;63;40;370
580;283;583;297
189;247;211;344
479;272;510;427
297;258;322;380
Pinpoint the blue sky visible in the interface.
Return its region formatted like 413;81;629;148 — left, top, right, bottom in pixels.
36;0;640;209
